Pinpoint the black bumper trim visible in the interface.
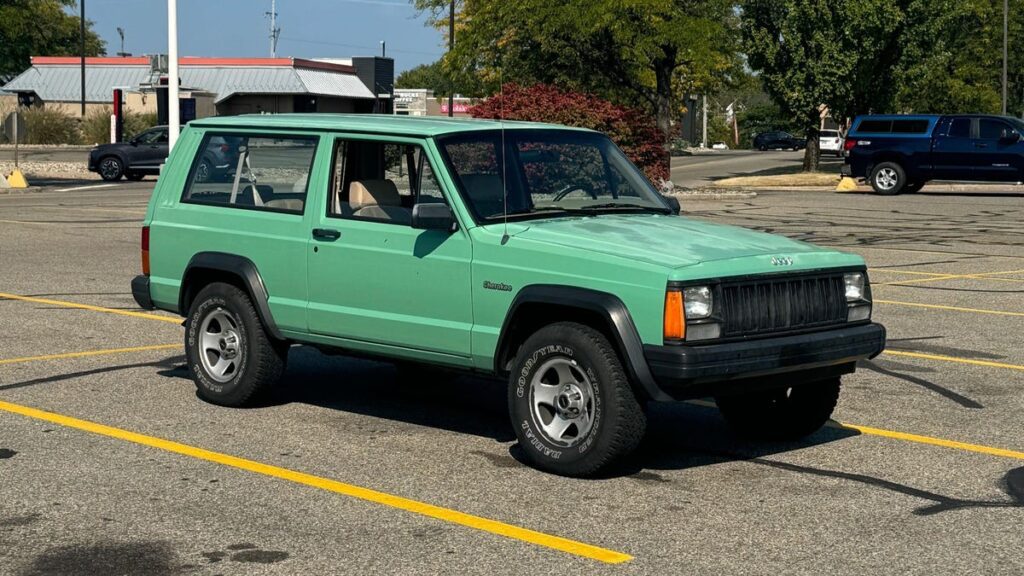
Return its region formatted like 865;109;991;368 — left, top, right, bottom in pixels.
644;323;886;398
131;275;155;310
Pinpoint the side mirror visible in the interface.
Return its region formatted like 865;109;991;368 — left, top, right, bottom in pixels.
412;203;456;231
1000;129;1021;144
661;194;681;214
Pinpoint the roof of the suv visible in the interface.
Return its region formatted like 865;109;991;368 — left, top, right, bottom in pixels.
187;114;596;137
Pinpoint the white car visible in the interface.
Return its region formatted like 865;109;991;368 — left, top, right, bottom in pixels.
711;142;729;150
819;129;843;157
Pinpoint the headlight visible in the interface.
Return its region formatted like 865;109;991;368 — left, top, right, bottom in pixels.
844;272;865;302
844;271;872;322
683;286;713;319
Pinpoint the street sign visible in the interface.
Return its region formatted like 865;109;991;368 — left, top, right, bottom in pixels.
3;112;27;145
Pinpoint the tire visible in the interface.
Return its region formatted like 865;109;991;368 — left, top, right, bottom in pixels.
185;282;287;407
903;181;925;194
508;322;646;477
759;145;768;152
98;156;124;181
715;377;841;440
126;172;146;181
870;161;906;195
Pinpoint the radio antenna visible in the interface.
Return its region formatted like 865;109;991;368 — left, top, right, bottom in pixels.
500;70;509;244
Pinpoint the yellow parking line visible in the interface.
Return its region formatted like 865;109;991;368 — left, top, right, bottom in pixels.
839;422;1024;461
883;350;1024;372
874;268;1024;286
0;400;632;564
869;268;950;277
874;300;1024;317
0;344;180;366
0;292;181;324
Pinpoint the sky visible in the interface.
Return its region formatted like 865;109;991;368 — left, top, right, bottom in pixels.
75;0;445;73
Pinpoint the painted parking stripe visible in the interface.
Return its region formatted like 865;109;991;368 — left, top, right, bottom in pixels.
0;344;179;366
838;422;1024;461
0;400;633;564
0;292;181;324
874;300;1024;317
53;184;118;193
884;350;1024;372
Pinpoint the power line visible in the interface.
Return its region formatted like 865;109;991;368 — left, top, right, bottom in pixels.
278;36;443;57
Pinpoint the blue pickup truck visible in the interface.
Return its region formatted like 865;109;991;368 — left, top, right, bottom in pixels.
843;114;1024;194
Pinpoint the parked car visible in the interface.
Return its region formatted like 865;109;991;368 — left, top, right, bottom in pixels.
133;114;885;477
819;129;843;157
88;127;240;182
753;131;806;151
843;114;1024;194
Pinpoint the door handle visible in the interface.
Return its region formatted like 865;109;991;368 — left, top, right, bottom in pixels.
312;228;341;241
975;143;989;149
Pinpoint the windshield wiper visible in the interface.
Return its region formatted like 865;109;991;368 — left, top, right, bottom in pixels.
576;202;672;214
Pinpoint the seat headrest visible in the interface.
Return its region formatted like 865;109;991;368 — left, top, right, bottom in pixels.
350;180;400;209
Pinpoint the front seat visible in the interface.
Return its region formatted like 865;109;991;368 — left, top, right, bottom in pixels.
349;179;412;225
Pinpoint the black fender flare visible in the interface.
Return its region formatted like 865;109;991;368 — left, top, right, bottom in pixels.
495;285;672;402
179;252;284;341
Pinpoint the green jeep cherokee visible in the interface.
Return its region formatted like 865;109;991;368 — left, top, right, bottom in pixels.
132;114;885;476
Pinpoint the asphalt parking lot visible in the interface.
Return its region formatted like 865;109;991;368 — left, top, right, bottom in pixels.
1;179;1023;575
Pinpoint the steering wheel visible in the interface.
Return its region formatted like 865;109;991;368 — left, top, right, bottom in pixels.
552;183;598;201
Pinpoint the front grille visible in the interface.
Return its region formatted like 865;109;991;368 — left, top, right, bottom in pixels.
719;273;848;337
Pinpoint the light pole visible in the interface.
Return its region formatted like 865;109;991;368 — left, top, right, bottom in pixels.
1002;0;1008;115
448;0;455;118
80;0;86;117
168;0;180;150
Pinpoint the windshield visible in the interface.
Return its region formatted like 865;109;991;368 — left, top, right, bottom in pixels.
436;129;670;221
1008;117;1024;133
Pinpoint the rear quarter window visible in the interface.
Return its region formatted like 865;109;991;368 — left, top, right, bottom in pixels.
181;133;318;215
856;120;892;133
891;120;930;134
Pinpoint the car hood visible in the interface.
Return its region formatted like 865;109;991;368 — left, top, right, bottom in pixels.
510;214;829;269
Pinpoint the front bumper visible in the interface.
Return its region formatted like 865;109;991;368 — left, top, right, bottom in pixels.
131;275;155;310
643;323;885;399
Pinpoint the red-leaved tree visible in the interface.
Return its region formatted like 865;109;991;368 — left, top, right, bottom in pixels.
468;84;670;184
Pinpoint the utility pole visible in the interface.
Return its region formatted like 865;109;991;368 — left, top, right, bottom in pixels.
447;0;455;118
80;0;86;117
168;0;180;151
267;0;281;58
1003;0;1008;115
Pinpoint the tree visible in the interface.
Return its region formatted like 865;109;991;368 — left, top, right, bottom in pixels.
470;83;670;183
0;0;106;83
743;0;907;170
413;0;740;146
895;0;1010;114
395;59;484;96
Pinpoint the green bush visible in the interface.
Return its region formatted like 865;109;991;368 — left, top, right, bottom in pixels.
80;108;159;145
125;112;158;140
80;107;113;145
21;107;81;145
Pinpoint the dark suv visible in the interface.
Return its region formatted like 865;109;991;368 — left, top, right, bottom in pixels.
88;127;240;182
753;131;806;151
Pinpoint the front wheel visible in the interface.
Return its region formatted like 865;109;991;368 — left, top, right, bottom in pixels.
870;162;906;195
715;378;841;440
98;157;124;181
185;282;287;407
508;322;646;477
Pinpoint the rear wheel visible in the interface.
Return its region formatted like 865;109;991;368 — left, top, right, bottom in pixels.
870;162;906;195
98;157;124;181
185;282;287;407
508;322;646;477
715;378;841;440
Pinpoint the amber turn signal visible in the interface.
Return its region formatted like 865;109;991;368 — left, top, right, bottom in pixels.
664;290;685;340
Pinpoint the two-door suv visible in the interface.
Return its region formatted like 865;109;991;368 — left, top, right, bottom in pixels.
133;114;885;476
